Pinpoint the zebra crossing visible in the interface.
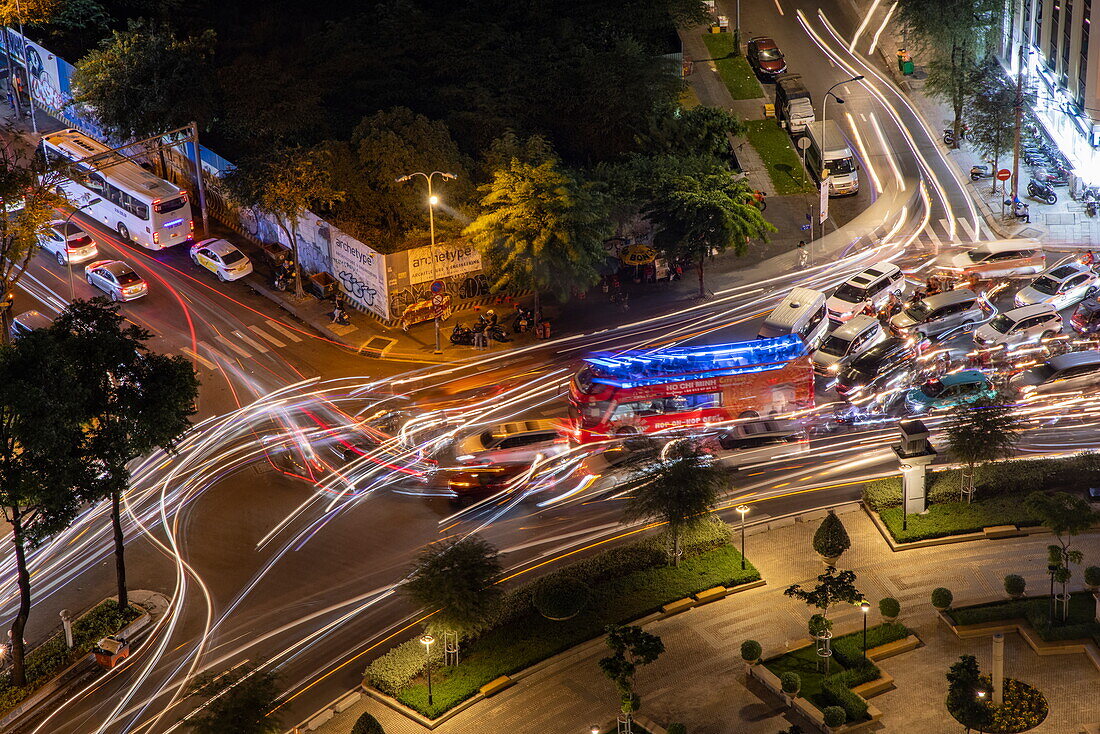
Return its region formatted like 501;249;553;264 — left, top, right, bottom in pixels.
178;319;304;371
911;216;991;249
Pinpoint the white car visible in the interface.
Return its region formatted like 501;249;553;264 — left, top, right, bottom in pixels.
933;239;1045;279
455;420;568;465
1015;261;1099;311
973;303;1063;348
190;238;253;282
39;220;98;266
84;259;148;301
825;263;905;323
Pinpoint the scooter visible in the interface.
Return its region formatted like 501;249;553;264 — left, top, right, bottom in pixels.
512;307;535;334
969;165;993;181
450;323;475;346
330;305;350;326
1027;179;1058;205
943;126;967;146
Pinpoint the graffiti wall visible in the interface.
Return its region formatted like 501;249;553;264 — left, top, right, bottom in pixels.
387;242;493;320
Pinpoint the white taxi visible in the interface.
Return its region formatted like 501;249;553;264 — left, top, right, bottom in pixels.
189;238;253;282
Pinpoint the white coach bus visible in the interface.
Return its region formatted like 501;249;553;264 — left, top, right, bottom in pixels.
41;129;194;250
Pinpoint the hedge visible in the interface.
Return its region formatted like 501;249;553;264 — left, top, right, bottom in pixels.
351;712;385;734
0;600;141;714
831;622;908;667
364;637;445;697
949;592;1100;642
822;675;869;722
878;498;1042;542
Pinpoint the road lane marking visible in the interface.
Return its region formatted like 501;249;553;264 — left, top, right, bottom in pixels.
248;324;287;348
925;227;942;249
266;319;303;342
179;348;217;371
233;329;269;353
215;334;251;358
773;0;784;14
938;218;953;240
958;217;978;241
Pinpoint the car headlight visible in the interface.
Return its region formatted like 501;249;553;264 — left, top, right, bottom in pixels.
828;363;841;373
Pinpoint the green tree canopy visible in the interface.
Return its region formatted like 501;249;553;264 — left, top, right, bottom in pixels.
965;56;1020;189
1025;491;1098;620
784;567;862;619
464;152;610;302
403;535;503;637
186;665;283;734
943;398;1022;502
636;106;742;160
623;442;726;566
645;170;775;298
598;624;665;716
812;510;851;562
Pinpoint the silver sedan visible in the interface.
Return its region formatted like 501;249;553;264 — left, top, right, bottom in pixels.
84;260;148;302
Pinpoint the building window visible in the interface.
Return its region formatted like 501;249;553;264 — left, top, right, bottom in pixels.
1080;1;1091;106
1062;0;1073;85
1050;0;1061;69
1024;0;1033;44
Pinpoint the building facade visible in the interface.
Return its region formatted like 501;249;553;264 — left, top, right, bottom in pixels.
1003;0;1100;183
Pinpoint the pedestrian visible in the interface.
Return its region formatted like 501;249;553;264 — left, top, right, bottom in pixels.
796;240;809;269
1015;200;1030;223
1084;249;1096;267
753;190;767;211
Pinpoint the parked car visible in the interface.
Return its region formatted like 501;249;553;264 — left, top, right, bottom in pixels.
746;37;787;77
190;238;254;282
39;220;98;266
811;315;886;375
455;420;568;465
826;263;905;323
1015;261;1099;310
1070;297;1100;334
84;260;148;301
973;303;1062;347
889;288;987;339
834;337;916;400
1011;350;1100;396
904;370;996;413
9;310;53;339
933;239;1045;279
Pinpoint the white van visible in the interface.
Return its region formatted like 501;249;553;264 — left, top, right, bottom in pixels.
758;287;829;350
806;120;859;196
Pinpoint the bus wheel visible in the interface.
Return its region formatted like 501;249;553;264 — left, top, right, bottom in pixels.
117;223;130;242
738;410;760;419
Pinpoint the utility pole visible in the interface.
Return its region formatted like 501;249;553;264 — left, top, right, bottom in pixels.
188;122;209;237
1011;41;1024;205
14;0;35;135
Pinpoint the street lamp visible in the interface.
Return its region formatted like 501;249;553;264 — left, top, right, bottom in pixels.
420;634;435;706
591;727;600;734
859;599;871;663
62;197;102;300
735;505;749;570
976;689;988;734
395;171;457;354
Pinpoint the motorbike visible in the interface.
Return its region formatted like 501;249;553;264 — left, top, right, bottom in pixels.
969;165;994;181
1027;179;1058;205
943;126;967;146
484;323;511;343
512;307;535;333
330;305;350;326
450;323;475;346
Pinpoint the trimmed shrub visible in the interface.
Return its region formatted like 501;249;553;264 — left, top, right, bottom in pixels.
878;597;900;619
931;587;953;610
1085;566;1100;588
812;511;850;560
740;639;762;663
532;577;590;621
351;712;385;734
822;677;869;722
781;671;801;694
1004;574;1026;597
822;705;848;728
364;637;444;696
666;725;686;734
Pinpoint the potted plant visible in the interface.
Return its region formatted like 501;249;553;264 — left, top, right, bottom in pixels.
740;639;762;666
780;671;801;706
812;510;851;567
1085;566;1100;592
1003;574;1026;599
931;587;953;612
878;597;901;622
823;705;846;732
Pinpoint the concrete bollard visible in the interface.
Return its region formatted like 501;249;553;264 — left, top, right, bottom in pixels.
60;609;73;649
992;632;1004;706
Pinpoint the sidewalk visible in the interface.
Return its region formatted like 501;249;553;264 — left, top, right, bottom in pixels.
298;509;1100;733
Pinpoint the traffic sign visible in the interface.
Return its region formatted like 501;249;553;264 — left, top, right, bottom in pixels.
796;136;812;150
431;293;446;307
430;280;446;294
819;176;830;224
996;168;1012;181
800;224;811;231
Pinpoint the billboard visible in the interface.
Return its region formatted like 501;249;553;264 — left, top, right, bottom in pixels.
406;241;482;285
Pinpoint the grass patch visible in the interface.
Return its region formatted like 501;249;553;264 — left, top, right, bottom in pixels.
743;119;815;195
879;497;1042;543
394;544;759;718
949;592;1100;642
0;600;141;714
700;33;762;100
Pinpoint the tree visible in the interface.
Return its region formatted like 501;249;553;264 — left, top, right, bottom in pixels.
221;145;344;298
0;134;68;342
945;655;990;731
72;19;216;172
351;712;385;734
464;152;610;308
1025;492;1099;621
812;510;851;563
52;299;198;610
645;170;775;298
785;567;862;674
942;398;1022;503
403;535;502;637
185;664;283;734
965;57;1020;192
0;330;89;684
598;624;664;722
622;442;726;567
635;106;744;160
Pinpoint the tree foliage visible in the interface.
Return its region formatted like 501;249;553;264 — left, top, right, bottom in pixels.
784;567;862;619
72;18;216;139
1025;491;1098;620
965;56;1020;188
351;712;385;734
623;442;726;566
943;398;1022;502
464;151;610;301
403;535;502;637
945;655;990;730
185;664;283;734
598;624;665;715
812;510;851;561
646;170;775;297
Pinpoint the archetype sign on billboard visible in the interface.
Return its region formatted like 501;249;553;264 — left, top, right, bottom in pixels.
406;242;482;285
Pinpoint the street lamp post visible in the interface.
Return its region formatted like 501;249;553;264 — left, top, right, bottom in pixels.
818;76;864;240
976;689;987;734
396;171;457;354
420;634;435;707
735;505;749;570
859;599;870;663
62;197;102;300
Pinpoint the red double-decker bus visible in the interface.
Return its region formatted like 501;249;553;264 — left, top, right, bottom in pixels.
567;336;815;443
